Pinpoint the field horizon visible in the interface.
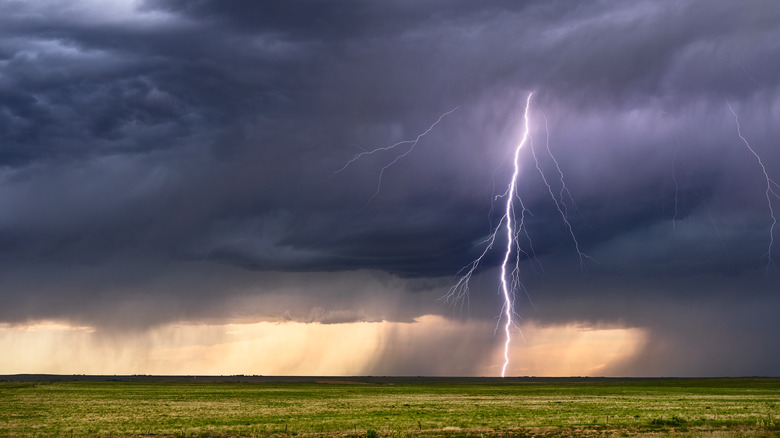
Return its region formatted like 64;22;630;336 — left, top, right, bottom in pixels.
2;375;779;437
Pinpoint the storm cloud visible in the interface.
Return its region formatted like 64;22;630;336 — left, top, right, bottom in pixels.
1;0;779;376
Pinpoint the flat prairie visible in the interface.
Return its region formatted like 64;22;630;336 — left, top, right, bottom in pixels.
1;376;778;437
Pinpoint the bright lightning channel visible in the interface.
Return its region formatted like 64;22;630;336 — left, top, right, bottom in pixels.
497;92;534;377
727;103;779;271
445;92;589;377
445;92;534;378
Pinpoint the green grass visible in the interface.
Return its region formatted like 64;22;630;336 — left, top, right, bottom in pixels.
1;378;778;437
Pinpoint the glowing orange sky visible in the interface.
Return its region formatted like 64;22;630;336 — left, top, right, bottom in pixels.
0;316;644;376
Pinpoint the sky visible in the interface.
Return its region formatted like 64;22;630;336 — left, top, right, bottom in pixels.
1;0;779;377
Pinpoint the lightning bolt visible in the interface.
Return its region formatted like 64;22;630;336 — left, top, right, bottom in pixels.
531;113;590;271
332;107;458;202
542;112;585;221
339;93;586;377
445;92;591;377
496;92;534;377
728;103;779;271
445;92;534;378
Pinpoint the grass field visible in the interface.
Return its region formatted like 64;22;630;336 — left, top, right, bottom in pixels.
1;377;778;437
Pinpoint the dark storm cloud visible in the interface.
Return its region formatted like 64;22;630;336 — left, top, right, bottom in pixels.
1;0;779;374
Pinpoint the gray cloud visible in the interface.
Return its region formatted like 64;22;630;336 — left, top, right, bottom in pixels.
0;0;779;375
